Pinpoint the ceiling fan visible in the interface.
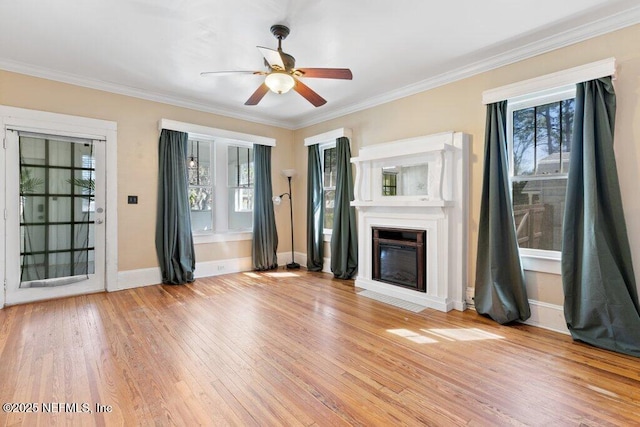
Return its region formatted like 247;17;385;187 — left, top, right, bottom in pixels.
201;25;353;107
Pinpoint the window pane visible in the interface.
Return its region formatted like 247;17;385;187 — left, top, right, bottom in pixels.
228;188;252;231
188;141;211;186
535;102;561;174
513;107;535;176
513;100;574;178
228;145;253;187
232;188;253;212
324;147;337;188
512;178;567;251
188;140;214;232
48;139;72;167
561;99;575;173
189;187;213;232
324;189;335;229
189;187;212;211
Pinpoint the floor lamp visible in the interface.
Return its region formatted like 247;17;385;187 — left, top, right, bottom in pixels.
273;169;300;269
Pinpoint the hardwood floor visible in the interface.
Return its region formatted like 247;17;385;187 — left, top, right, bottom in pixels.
0;270;639;426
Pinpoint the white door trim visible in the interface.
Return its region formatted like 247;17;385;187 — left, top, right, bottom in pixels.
0;106;118;308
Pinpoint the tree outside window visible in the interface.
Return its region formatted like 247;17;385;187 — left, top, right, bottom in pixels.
510;96;575;252
322;145;337;230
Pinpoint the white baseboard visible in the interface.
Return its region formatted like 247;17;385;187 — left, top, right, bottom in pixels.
116;267;162;290
116;256;254;291
115;251;312;291
292;251;333;274
465;286;569;335
194;257;253;278
522;300;569;335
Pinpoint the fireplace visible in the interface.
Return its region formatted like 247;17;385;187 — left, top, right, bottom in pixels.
372;227;426;292
351;131;469;312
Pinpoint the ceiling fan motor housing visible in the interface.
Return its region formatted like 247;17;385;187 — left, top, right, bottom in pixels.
270;25;290;41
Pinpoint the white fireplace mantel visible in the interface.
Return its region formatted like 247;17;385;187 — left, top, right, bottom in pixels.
351;131;470;312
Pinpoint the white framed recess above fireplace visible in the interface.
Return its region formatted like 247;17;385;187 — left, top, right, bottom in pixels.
351;131;470;311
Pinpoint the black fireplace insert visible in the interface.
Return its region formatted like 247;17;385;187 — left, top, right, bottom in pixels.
372;227;426;292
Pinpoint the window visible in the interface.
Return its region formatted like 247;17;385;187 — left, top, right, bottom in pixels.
188;139;254;235
188;140;213;232
508;86;575;254
321;143;337;231
227;145;253;230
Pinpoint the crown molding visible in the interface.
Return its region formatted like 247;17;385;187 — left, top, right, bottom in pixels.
289;3;640;129
0;58;295;130
1;3;640;132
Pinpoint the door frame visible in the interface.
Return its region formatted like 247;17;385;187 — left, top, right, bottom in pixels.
1;106;118;308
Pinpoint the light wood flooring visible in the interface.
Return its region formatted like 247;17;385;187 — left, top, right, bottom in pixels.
0;270;639;426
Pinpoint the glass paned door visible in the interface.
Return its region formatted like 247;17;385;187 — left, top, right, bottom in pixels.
5;130;105;304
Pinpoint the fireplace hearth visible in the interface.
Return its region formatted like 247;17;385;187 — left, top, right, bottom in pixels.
373;227;426;292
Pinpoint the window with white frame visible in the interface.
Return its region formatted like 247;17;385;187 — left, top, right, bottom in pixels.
483;58;615;273
226;144;253;230
188;139;214;232
507;85;575;254
187;138;254;234
320;142;337;231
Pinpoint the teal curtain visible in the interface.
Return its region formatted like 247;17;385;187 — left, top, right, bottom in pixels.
252;144;279;270
474;101;531;324
306;144;324;271
562;77;640;357
155;129;196;285
330;137;358;279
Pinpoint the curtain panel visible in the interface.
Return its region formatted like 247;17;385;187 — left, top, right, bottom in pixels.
252;144;279;270
306;144;324;271
562;77;640;357
474;101;531;324
155;129;196;285
330;137;358;279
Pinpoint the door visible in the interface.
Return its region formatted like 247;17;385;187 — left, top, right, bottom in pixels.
5;130;106;304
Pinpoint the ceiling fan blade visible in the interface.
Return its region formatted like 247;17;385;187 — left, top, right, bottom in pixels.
296;68;353;80
257;46;285;70
200;71;265;76
293;79;327;107
245;83;270;106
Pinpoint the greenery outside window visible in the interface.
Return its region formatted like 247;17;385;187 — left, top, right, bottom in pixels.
188;140;213;232
508;86;575;255
188;139;254;235
227;145;253;230
321;143;337;231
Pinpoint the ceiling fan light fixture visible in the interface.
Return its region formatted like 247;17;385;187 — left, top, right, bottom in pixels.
265;72;295;94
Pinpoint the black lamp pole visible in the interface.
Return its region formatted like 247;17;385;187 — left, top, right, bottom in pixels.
284;176;299;269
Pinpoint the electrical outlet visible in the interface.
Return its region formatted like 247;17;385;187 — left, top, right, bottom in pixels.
217;265;225;271
466;287;475;307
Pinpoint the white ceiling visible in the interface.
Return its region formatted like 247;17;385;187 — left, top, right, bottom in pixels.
1;0;640;129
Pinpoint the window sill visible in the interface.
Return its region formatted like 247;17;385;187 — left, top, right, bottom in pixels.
520;250;561;275
323;231;332;242
193;231;252;245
